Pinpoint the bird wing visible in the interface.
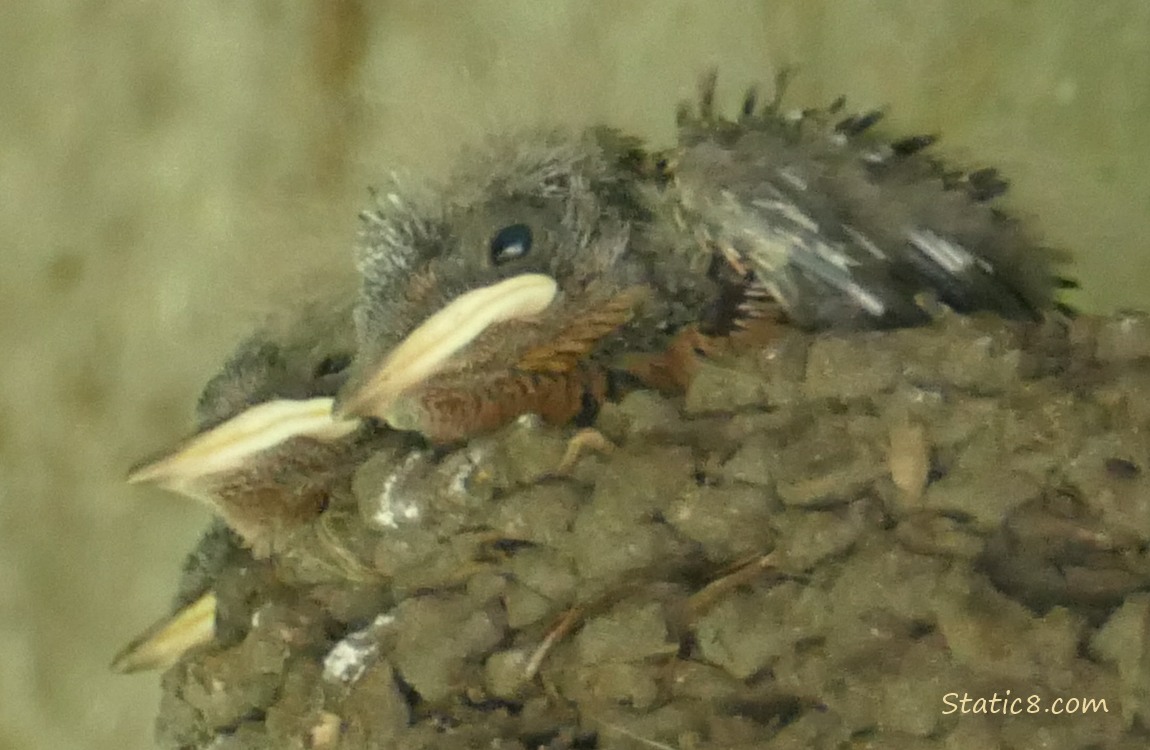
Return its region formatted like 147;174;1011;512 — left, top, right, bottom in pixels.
669;92;1067;331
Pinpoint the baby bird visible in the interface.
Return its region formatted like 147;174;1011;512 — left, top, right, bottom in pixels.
111;520;246;673
336;74;1067;443
128;288;373;557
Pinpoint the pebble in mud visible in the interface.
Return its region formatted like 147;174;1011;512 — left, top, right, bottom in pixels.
771;503;868;571
502;579;555;629
843;638;963;738
351;415;570;539
718;432;777;487
921;466;1043;531
470;413;574;490
262;662;331;747
390;592;507;703
353;446;492;535
504;545;579;606
574;599;677;665
1095;366;1150;427
586;444;697;521
1064;432;1150;541
931;569;1082;685
1091;593;1150;728
893;512;984;559
149;311;1150;749
568;517;690;597
683;357;772;414
803;332;901;399
828;539;949;623
331;659;411;748
491;482;582;548
156;599;324;747
594;389;686;444
568;445;698;593
773;416;886;507
576;661;661;710
668;483;774;563
895;314;1025;393
695;581;833;680
1095;311;1150;363
484;648;532;699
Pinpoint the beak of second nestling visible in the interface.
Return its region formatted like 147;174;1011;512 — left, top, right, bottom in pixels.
126;397;361;497
333;272;559;426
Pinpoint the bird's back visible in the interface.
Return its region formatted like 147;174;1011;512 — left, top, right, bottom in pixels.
661;79;1069;331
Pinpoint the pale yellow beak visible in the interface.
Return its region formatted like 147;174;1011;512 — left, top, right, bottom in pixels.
127;397;360;499
336;273;558;423
111;591;218;674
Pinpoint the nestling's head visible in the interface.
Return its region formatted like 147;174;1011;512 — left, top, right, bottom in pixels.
127;291;367;554
336;129;696;441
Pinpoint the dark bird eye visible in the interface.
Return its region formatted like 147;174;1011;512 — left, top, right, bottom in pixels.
313;353;352;379
489;223;533;265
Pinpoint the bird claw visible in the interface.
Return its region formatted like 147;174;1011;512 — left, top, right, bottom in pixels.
555;428;616;476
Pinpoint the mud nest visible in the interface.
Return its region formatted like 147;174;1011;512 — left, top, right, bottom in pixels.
151;310;1150;749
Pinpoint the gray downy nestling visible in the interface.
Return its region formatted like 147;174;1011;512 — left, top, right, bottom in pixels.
128;287;376;557
336;72;1070;444
111;520;250;673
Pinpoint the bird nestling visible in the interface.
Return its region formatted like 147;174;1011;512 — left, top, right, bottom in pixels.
334;127;677;443
111;520;247;673
336;73;1068;443
128;290;377;557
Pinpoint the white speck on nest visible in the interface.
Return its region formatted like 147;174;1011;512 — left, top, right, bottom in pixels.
372;450;425;528
323;640;377;684
323;612;396;684
446;450;483;496
466;443;490;465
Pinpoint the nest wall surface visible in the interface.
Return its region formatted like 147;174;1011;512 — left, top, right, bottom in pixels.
157;311;1150;749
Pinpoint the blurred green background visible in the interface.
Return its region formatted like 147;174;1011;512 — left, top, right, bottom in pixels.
1;2;1146;748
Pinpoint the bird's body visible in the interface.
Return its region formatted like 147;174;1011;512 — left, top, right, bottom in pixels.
666;84;1058;330
338;76;1066;442
118;73;1073;678
126;73;1071;535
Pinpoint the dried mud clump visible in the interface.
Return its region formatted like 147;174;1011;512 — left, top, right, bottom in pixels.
153;311;1150;749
